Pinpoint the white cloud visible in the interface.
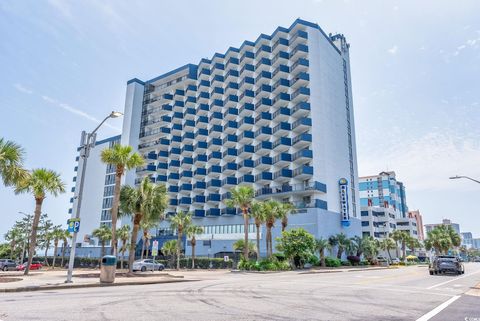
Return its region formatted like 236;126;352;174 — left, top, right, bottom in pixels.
358;131;480;193
14;83;33;94
387;45;398;55
41;95;120;131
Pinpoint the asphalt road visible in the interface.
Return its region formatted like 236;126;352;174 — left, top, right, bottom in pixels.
1;263;479;321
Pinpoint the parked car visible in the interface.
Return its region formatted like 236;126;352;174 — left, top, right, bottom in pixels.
132;259;165;272
429;256;464;275
16;261;43;271
391;258;400;264
0;259;17;271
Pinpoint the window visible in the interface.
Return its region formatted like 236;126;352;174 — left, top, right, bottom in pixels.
361;211;369;217
362;221;369;226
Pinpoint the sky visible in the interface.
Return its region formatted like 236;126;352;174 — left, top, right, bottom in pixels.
1;0;479;240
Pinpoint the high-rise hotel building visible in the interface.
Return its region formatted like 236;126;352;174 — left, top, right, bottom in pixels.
116;19;361;256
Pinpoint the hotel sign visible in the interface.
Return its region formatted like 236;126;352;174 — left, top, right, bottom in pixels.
339;178;350;227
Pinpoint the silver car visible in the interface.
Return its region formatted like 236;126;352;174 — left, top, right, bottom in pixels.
0;259;17;271
132;259;165;272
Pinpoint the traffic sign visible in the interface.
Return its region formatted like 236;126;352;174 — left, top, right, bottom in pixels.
224;255;229;262
152;240;159;257
67;218;80;233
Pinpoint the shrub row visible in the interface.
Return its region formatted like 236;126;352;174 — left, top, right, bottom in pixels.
238;258;291;271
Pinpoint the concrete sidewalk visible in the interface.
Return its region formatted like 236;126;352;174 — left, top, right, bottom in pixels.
0;269;195;293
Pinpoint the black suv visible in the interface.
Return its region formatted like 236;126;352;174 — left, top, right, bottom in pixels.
429;256;464;275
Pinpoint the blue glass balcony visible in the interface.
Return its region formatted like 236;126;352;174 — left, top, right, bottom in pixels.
226;107;239;118
198;103;209;113
185;96;196;104
255;156;273;169
255;172;273;182
291;58;309;72
194;195;206;203
207;193;221;202
223;148;238;159
195;154;208;163
272;37;289;51
212;86;224;95
240;63;255;75
291;44;309;58
239;103;254;116
254;141;273;155
255;111;272;126
181;170;193;178
222;176;238;186
273;152;292;165
213;62;225;71
228;57;239;65
184;120;195;129
255;97;272;112
226;69;239;78
208;138;222;149
170;147;181;155
174;100;184;108
239;76;255;89
210;125;223;136
273;64;290;78
221;207;239;216
273;92;290;106
194;209;206;218
156;175;167;182
157;162;168;170
195;141;208;150
199;79;210;88
291;87;310;102
223;134;237;146
272;122;291;136
180;197;192;205
171;135;182;143
292;117;312;132
207;208;221;217
194;168;207;177
291;72;310;89
293;165;314;178
158;150;169;158
180;183;193;192
212;75;224;83
273;168;293;181
238;159;254;172
238;130;254;143
168;172;180;180
292;133;312;147
181;157;193;166
198;91;210;100
208;165;222;175
255;126;272;139
208;151;222;161
196;116;208;127
147;152;157;160
172;123;182;131
291;102;311;117
241;174;255;183
169;199;178;206
199;68;211;76
173;111;183;119
225;121;238;133
169;160;180;167
292;149;313;162
194;181;206;190
239;145;254;157
186;84;197;92
239;116;254;130
168;185;179;193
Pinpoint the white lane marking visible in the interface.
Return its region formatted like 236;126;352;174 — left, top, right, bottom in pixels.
415;295;460;321
427;270;480;289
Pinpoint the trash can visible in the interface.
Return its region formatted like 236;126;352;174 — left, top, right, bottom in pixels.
100;255;116;283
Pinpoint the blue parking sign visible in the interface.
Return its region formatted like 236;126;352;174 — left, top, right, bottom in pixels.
67;218;80;232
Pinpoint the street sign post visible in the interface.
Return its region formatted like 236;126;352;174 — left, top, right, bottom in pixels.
152;240;159;258
67;218;80;233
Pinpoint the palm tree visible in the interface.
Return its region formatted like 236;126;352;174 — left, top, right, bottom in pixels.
140;220;157;260
60;229;71;268
391;230;410;260
277;202;295;232
161;240;177;268
186;225;204;269
4;227;22;260
233;239;257;257
51;226;65;268
250;201;265;259
362;236;380;262
315;238;329;267
15;168;65;275
225;185;254;259
331;233;349;259
424;225;461;255
119;177;167;275
92;225;112;259
169;211;192;270
350;235;367;257
117;225;130;269
101;144;145;256
263;199;281;257
379;237;396;262
0;137;28;186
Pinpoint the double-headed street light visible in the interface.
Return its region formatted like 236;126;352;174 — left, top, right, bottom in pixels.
66;111;123;283
449;175;480;184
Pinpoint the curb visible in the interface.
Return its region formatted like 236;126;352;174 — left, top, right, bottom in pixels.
0;278;198;293
299;266;395;274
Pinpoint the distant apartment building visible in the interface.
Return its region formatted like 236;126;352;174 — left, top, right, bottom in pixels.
67;135;121;258
408;210;425;241
359;172;417;240
472;238;480;249
461;232;473;249
425;219;461;236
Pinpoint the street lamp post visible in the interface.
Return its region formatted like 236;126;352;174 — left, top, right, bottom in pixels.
449;175;480;184
65;111;123;283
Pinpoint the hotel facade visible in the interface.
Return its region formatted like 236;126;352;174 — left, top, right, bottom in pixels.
69;19;362;258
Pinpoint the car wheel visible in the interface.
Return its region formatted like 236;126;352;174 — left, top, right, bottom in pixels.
141;266;146;272
2;266;7;272
158;266;164;271
429;271;433;275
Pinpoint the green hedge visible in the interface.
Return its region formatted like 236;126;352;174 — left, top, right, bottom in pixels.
325;257;341;267
238;258;291;271
157;257;233;269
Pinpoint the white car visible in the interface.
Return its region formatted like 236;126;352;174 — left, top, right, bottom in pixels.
391;258;400;264
132;259;165;272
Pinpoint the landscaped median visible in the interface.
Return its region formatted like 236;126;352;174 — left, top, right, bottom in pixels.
0;270;197;293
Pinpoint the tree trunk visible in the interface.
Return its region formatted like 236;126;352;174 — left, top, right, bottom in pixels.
52;240;58;269
140;234;146;260
282;217;287;232
176;230;182;270
266;226;272;257
320;249;326;267
128;213;141;275
61;243;66;268
191;237;196;269
387;248;393;262
121;241;126;269
44;242;49;267
110;167;123;256
337;246;343;259
24;198;43;275
255;223;261;260
402;241;406;261
242;207;249;260
101;241;105;263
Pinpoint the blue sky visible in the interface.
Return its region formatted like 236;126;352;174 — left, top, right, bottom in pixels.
1;0;479;240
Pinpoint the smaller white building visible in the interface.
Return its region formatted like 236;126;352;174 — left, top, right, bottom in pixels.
68;135;121;258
